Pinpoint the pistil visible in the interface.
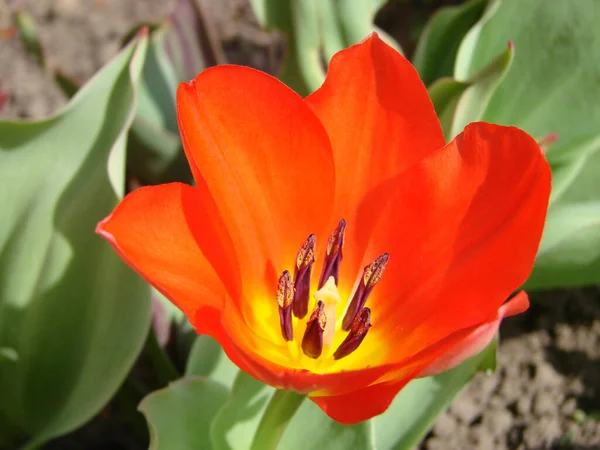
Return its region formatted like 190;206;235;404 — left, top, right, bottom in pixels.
313;276;341;351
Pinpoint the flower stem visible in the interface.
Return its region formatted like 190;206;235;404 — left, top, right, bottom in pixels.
250;389;305;450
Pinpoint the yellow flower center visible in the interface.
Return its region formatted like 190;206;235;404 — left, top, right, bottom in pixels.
269;219;388;373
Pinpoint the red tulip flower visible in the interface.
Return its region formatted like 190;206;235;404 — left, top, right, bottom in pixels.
97;34;550;424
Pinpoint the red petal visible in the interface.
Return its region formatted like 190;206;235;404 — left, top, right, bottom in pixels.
418;291;529;377
305;33;445;283
310;377;414;424
358;123;550;364
308;321;485;423
177;66;335;305
97;183;232;319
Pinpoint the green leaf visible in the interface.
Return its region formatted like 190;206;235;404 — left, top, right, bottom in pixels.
127;0;223;185
527;202;600;290
53;71;81;99
128;25;190;185
210;371;275;450
457;0;600;151
185;335;239;390
250;0;399;95
139;377;230;450
280;399;374;450
413;0;487;86
449;41;513;139
427;78;469;140
426;41;513;141
13;10;82;99
13;10;45;69
373;342;496;450
0;34;151;447
454;0;502;80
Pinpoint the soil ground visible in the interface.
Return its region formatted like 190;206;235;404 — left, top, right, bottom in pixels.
1;0;599;449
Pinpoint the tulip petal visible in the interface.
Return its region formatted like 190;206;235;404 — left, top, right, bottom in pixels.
310;377;414;425
305;34;445;281
177;66;335;311
97;183;229;319
308;318;485;424
418;291;529;377
357;123;550;364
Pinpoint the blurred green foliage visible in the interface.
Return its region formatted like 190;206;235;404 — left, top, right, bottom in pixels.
0;35;151;448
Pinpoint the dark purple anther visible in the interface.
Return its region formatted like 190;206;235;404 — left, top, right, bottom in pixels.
342;253;389;331
318;219;346;289
277;270;295;341
301;301;326;359
293;234;316;319
334;308;372;360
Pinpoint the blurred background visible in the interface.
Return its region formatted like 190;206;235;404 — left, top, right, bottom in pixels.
0;0;599;449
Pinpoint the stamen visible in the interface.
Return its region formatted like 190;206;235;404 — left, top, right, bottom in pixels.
277;270;294;341
301;300;326;359
334;308;371;360
292;234;316;318
341;253;389;331
318;219;346;289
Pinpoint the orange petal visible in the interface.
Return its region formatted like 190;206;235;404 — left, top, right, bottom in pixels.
310;377;414;424
308;318;485;423
305;33;445;281
418;291;530;377
96;183;230;319
359;123;550;364
177;66;335;307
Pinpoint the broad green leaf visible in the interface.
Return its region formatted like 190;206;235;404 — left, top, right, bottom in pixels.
457;0;600;151
185;335;239;390
547;133;600;206
373;341;496;450
413;0;487;86
0;35;151;447
280;399;374;450
139;377;230;450
527;201;600;289
210;371;275;450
